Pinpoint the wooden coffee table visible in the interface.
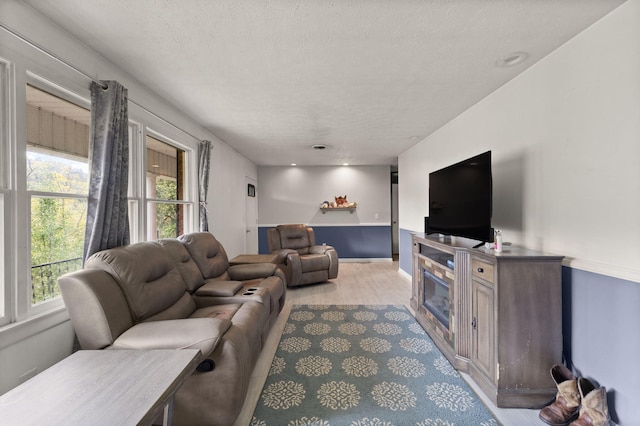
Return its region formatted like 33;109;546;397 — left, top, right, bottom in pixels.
0;349;200;426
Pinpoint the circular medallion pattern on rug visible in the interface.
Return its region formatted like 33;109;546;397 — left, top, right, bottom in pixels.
251;304;498;426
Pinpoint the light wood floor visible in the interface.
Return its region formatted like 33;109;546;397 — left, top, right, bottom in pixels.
233;260;541;426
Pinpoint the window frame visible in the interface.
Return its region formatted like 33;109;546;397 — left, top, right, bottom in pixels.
141;129;196;241
22;77;91;318
0;57;13;327
0;192;9;328
127;121;143;243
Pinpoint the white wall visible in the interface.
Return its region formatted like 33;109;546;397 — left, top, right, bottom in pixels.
400;0;640;284
0;0;256;393
258;165;391;226
208;141;258;256
399;1;640;423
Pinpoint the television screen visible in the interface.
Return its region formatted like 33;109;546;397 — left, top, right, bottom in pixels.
427;151;493;243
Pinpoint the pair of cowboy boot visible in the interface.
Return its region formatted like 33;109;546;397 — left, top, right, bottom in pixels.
539;365;610;426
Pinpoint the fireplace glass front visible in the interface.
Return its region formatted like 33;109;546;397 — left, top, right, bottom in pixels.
422;268;450;329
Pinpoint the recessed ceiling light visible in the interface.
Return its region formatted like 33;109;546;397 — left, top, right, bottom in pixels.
291;163;297;166
343;163;349;166
496;51;529;67
311;144;327;150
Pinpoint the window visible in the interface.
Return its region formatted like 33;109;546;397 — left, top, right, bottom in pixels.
0;59;9;325
145;135;190;240
0;57;198;334
0;193;6;324
26;85;89;306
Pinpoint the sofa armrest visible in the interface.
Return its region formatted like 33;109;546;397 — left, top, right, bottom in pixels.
283;251;303;286
58;269;133;350
326;247;339;279
309;244;335;255
111;318;231;358
228;263;277;280
310;245;339;279
268;249;296;264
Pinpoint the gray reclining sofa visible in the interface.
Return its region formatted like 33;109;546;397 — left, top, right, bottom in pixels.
58;232;286;426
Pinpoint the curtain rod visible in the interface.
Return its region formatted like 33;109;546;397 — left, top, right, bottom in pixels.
0;22;204;142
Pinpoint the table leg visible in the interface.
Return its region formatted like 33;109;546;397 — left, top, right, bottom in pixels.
163;397;174;426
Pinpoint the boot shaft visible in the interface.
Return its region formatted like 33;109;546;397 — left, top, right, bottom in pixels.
570;379;610;426
552;364;581;408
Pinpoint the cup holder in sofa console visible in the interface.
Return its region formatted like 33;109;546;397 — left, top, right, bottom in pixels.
243;291;255;296
247;288;259;291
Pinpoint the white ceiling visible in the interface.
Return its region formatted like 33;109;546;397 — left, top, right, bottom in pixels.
23;0;625;166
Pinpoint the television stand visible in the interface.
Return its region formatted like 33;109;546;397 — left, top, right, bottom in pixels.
411;232;564;408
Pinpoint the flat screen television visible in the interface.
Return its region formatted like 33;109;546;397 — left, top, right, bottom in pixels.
426;151;493;243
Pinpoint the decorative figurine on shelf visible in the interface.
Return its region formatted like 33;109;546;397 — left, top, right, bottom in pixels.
334;195;357;208
320;196;356;209
335;195;349;206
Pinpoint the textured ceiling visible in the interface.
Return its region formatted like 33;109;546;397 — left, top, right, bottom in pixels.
22;0;625;166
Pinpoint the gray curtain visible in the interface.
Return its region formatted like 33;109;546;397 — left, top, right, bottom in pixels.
83;80;130;263
198;140;212;231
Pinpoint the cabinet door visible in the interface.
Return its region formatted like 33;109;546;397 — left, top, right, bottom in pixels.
471;279;495;384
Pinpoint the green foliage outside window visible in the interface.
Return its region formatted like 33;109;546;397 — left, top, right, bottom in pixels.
28;151;88;304
30;197;86;267
154;177;179;239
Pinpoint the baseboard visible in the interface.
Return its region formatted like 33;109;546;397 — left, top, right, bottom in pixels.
398;268;411;281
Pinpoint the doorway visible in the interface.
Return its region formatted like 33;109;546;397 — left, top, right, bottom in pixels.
391;170;399;257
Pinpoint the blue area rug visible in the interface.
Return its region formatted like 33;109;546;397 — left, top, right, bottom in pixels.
251;304;498;426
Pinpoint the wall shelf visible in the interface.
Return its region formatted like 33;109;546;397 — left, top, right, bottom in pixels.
320;207;356;214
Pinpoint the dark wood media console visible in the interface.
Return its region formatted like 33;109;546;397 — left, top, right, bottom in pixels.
411;233;564;408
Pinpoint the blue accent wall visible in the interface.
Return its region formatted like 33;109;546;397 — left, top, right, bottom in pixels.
399;228;414;275
259;225;392;259
561;267;640;425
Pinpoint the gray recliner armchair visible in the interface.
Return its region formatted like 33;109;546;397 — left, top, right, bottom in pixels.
267;224;338;287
